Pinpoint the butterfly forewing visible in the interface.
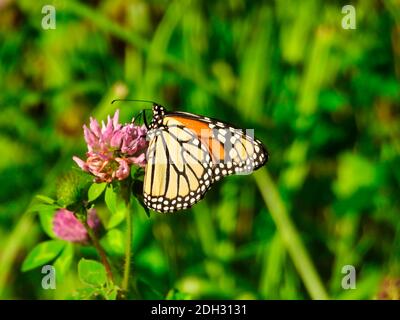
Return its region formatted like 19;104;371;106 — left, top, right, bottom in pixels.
170;111;268;178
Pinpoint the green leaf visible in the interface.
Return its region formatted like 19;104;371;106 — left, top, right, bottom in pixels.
105;185;117;214
130;166;145;180
35;194;55;204
28;203;59;214
54;243;74;280
21;240;65;272
88;182;107;202
78;258;107;287
38;209;57;238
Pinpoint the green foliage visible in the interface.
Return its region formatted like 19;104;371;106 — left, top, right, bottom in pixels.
38;208;58;238
57;171;92;207
104;184;117;214
334;153;380;198
77;258;119;300
22;240;65;272
88;183;107;203
0;0;399;300
54;243;74;280
166;289;192;300
101;229;125;256
78;258;107;287
35;195;56;205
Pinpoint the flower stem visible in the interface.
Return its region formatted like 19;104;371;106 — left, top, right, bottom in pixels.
254;168;329;299
86;223;114;282
122;199;132;293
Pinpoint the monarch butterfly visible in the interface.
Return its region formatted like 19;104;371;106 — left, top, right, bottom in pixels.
140;103;268;213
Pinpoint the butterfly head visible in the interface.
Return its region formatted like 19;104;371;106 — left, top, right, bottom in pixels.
149;103;166;129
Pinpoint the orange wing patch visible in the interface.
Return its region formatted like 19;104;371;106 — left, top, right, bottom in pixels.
166;116;225;162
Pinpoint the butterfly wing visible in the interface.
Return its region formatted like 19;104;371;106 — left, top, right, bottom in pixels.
166;111;268;179
143;107;268;213
143;121;214;213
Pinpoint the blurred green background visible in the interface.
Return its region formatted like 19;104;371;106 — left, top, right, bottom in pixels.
0;0;399;300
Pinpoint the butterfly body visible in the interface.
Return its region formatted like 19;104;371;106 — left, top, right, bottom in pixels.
143;104;268;213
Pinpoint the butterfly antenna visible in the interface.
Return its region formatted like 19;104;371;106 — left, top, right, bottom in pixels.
111;99;158;105
111;99;155;129
131;110;142;124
